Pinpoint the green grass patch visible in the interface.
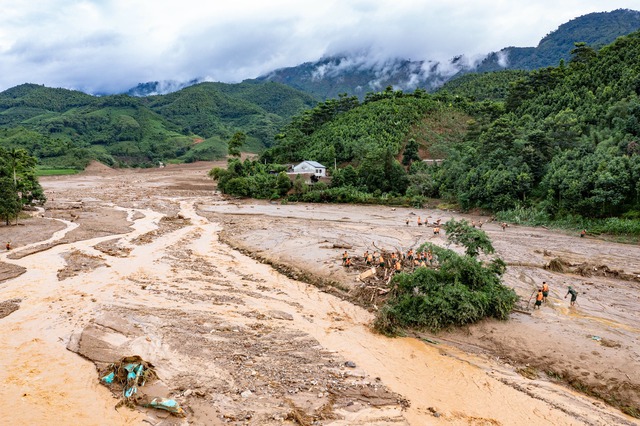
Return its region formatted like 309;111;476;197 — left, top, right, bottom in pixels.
497;205;640;238
36;168;80;176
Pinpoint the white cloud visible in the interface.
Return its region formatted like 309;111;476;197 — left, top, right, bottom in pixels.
0;0;638;93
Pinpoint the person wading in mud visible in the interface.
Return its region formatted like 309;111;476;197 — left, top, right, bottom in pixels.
534;288;543;309
342;250;348;265
5;241;10;251
542;281;550;303
580;229;587;238
565;286;578;306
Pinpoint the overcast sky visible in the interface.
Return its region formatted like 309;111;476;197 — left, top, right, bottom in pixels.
0;0;638;94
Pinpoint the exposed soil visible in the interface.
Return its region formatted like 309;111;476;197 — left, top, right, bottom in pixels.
0;160;638;425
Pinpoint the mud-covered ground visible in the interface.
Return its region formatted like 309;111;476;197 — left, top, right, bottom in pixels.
0;160;638;425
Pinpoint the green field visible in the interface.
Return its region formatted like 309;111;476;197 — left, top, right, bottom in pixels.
36;168;80;176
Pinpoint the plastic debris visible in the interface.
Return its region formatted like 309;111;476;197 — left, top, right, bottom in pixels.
144;397;185;415
100;371;115;384
591;335;602;341
99;355;184;417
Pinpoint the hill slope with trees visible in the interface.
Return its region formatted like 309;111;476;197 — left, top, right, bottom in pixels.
0;82;317;169
215;30;640;238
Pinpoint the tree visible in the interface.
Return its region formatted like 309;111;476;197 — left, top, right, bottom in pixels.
569;42;597;68
0;148;45;225
402;138;420;166
444;219;495;257
0;177;21;225
227;132;246;158
373;234;516;334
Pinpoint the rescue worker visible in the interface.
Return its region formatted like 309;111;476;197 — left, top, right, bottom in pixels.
417;216;422;226
565;286;578;306
407;249;414;261
541;281;550;303
5;241;11;251
433;226;440;235
342;250;348;265
378;254;385;268
366;252;373;266
394;260;402;272
344;257;352;268
580;229;586;238
534;289;543;309
501;222;507;231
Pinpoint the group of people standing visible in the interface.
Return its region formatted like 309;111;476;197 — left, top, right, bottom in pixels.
342;247;438;273
534;281;578;309
408;216;441;235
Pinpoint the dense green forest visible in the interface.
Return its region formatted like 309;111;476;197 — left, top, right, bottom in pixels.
0;81;317;169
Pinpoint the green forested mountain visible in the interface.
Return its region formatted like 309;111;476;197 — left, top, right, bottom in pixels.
256;10;640;100
0;81;317;168
476;9;640;73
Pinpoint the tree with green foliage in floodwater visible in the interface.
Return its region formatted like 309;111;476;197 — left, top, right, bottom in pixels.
374;219;517;335
0;147;46;225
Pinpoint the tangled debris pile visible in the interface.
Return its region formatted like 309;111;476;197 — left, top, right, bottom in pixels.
545;257;640;282
100;355;185;416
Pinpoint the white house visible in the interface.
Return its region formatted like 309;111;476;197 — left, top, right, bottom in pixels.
291;161;327;177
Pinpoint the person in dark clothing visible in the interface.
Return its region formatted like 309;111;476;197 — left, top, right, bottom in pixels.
565;286;578;306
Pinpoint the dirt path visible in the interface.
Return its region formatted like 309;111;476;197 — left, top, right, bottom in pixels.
0;162;638;425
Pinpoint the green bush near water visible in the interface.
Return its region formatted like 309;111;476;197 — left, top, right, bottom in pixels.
497;204;640;237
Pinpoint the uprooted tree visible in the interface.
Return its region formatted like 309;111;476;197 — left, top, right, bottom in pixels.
373;219;517;335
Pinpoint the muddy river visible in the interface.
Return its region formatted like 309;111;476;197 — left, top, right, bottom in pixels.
0;161;637;425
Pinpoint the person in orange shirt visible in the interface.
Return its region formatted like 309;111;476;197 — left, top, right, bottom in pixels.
534;289;543;309
541;281;550;303
366;252;373;266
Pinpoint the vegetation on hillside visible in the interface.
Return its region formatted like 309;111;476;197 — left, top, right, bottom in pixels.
0;81;317;169
437;70;529;102
431;32;640;224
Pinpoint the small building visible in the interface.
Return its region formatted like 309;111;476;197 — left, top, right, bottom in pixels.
291;161;327;177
